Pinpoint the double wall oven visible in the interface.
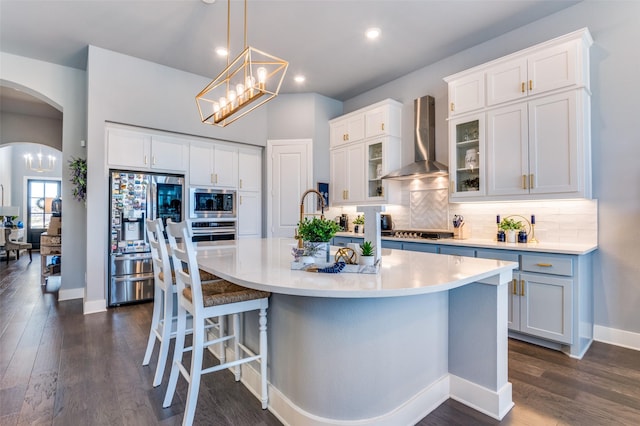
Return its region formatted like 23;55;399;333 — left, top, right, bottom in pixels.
189;187;237;242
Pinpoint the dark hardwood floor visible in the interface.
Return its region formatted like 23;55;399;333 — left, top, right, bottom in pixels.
1;253;639;425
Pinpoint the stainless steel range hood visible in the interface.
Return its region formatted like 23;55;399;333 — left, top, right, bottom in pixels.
382;95;448;180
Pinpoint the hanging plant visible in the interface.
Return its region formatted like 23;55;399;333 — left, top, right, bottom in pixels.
69;157;87;204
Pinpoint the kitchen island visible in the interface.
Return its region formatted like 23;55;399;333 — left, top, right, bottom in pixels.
196;238;517;425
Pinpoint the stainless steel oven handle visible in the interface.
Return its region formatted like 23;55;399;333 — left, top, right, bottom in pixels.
112;273;154;283
192;229;236;235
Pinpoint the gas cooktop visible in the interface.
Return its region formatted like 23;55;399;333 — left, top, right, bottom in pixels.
382;229;454;240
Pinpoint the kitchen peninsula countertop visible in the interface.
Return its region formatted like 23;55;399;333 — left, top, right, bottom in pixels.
335;231;598;255
196;237;517;298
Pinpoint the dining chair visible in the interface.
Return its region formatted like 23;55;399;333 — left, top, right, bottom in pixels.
142;218;225;387
162;220;271;426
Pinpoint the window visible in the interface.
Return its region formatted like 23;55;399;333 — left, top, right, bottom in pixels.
27;180;61;230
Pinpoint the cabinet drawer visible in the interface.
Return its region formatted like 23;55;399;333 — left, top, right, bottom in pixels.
402;242;438;253
476;249;519;263
440;246;475;257
521;254;573;276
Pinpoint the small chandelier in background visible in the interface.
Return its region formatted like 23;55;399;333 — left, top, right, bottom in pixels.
24;151;56;173
196;0;288;127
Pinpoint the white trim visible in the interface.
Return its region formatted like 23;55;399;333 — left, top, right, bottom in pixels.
449;375;514;421
57;286;84;301
83;298;107;315
594;325;640;351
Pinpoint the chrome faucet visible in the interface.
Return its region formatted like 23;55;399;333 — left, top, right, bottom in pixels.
295;189;326;248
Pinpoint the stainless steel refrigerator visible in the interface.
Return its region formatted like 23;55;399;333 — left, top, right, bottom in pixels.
108;170;184;306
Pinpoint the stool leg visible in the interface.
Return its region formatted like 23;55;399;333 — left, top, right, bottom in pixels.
259;307;268;409
153;285;173;387
219;316;226;364
233;313;241;381
163;302;187;408
183;316;204;426
143;284;162;367
28;249;32;262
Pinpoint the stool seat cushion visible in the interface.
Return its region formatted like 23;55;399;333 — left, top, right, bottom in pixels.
183;280;270;307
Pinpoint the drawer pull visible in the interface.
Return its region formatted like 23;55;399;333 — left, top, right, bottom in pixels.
521;82;525;93
520;279;525;296
512;278;517;295
536;263;553;267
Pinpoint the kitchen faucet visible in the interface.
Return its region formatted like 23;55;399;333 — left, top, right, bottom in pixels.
295;189;326;248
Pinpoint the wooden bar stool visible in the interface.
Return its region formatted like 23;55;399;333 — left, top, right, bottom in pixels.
162;220;270;426
142;218;225;387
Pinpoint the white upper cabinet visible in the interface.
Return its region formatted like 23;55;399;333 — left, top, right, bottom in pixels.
329;99;402;205
330;99;401;148
330;114;365;148
107;128;187;172
446;71;485;116
487;40;582;106
446;28;593;201
189;141;238;188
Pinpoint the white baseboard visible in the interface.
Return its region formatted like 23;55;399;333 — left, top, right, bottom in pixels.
58;287;84;301
83;298;107;314
594;325;640;351
449;375;514;421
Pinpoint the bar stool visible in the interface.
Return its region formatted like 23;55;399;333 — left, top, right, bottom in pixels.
142;218;224;387
162;220;270;426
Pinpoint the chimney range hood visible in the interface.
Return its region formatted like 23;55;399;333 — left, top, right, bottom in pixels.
382;95;448;180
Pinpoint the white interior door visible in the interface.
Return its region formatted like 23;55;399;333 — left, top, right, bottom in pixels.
266;139;312;238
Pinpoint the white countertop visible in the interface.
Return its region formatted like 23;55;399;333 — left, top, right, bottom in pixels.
335;232;597;255
196;237;517;298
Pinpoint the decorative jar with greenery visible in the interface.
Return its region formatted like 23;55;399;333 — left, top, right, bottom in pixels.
297;217;341;262
69;157;87;205
499;218;522;243
352;214;365;234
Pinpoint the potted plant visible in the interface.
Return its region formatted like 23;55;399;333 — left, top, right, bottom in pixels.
359;240;375;266
352;215;365;234
297;217;341;262
499;218;522;243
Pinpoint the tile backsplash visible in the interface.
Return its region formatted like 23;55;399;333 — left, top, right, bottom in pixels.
335;177;598;245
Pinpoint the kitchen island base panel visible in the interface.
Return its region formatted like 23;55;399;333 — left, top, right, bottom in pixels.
229;282;512;424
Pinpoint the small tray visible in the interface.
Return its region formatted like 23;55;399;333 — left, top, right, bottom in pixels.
291;261;380;274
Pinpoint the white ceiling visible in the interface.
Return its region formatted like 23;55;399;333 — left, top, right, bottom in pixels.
0;0;580;113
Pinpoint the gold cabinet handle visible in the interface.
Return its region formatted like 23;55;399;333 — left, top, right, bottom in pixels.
520;279;525;296
536;263;553;267
512;278;518;295
522;175;527;189
529;174;534;189
239;179;243;189
450;180;455;193
529;80;533;91
144;155;148;165
345;190;349;200
381;123;385;131
152;155;156;165
211;173;218;184
521;82;525;93
450;102;455;112
239;196;243;205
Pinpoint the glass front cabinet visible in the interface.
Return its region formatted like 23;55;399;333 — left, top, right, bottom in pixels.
449;114;484;200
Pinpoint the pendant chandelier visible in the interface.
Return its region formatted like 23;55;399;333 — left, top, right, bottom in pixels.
196;0;288;127
24;150;56;173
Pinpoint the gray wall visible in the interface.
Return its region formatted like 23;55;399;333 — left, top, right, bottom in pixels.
343;1;640;335
0;53;87;298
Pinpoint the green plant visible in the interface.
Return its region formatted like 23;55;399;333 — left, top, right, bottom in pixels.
499;217;522;231
360;240;375;256
69;157;87;204
297;217;341;242
353;215;364;225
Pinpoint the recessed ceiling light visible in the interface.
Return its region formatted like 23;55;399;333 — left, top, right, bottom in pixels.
215;47;228;57
294;75;305;83
365;27;381;40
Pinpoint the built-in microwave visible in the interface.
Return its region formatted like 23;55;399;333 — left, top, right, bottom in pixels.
189;188;236;218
